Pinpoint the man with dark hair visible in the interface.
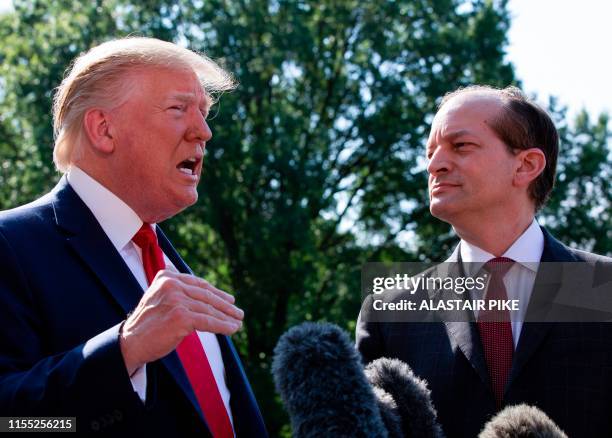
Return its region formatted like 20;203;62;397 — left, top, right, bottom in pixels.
357;85;612;437
439;85;559;211
439;85;558;210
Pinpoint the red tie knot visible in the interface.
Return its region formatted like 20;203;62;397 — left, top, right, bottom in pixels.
132;223;158;249
484;257;515;277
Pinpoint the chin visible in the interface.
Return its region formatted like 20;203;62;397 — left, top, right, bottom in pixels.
148;192;198;223
430;201;457;223
175;190;199;209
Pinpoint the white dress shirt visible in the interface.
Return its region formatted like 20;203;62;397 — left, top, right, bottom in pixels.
67;166;233;424
460;218;544;347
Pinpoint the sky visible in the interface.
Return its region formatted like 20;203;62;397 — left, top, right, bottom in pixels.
0;0;610;120
506;0;611;120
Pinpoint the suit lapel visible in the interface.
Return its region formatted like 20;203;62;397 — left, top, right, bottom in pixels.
440;229;580;400
156;227;209;426
158;227;267;437
506;227;576;391
445;319;490;388
439;246;491;389
217;334;268;437
157;227;194;275
53;178;209;429
52;176;143;315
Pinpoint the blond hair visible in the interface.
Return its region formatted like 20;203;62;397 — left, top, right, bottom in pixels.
52;37;236;172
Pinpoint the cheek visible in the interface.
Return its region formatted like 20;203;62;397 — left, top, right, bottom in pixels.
484;167;514;195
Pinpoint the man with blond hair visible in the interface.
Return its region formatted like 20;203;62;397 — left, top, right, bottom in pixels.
0;37;267;436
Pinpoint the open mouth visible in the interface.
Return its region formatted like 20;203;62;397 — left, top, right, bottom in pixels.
177;157;200;176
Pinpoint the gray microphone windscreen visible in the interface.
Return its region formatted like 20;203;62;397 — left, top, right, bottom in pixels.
365;357;445;438
272;322;389;437
479;404;568;438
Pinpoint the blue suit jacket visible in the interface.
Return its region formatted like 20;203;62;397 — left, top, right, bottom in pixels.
357;229;612;438
0;177;268;437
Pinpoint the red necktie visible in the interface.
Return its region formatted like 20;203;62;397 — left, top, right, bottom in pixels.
477;257;515;409
132;223;234;437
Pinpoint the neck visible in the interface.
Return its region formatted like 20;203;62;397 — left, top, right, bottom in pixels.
452;208;535;256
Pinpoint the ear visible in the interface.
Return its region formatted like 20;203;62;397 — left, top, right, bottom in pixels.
83;108;114;154
513;148;546;188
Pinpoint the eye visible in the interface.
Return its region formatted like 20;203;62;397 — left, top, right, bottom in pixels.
169;105;186;112
426;146;434;160
453;142;472;150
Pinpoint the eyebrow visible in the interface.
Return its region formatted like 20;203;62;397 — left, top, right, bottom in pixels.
168;92;211;107
167;93;212;117
427;129;475;150
169;92;195;101
443;129;473;141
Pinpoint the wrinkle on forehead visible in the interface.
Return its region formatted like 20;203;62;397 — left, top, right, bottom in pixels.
429;92;504;144
143;67;209;102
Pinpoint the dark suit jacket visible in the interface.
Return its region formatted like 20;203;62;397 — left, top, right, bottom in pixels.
357;228;612;438
0;177;268;437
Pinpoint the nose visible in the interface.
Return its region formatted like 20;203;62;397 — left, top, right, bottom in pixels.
186;110;212;143
426;146;452;177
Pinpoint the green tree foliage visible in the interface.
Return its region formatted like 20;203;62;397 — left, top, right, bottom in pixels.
1;0;609;434
541;100;611;254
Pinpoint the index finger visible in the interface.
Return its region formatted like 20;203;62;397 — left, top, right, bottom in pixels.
172;272;236;304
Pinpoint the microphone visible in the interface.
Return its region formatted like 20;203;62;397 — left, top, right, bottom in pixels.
365;358;445;438
372;386;403;437
272;322;391;437
479;404;567;438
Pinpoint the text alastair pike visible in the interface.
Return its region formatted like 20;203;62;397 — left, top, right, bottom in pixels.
372;298;520;312
370;273;519;312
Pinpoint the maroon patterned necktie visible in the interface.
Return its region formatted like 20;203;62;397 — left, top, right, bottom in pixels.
477;257;515;409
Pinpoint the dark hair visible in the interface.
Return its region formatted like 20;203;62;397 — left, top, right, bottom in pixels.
440;85;559;210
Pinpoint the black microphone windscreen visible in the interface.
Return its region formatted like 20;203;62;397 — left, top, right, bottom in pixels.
272;322;389;437
365;357;445;438
372;386;403;438
478;404;567;438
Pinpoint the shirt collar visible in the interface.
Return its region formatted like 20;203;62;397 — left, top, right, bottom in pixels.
460;218;544;275
67;166;150;252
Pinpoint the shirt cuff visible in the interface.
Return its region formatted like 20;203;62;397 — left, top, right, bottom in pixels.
129;364;147;403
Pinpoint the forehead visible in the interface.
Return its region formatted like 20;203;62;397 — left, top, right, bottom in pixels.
130;67;211;106
430;92;504;138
